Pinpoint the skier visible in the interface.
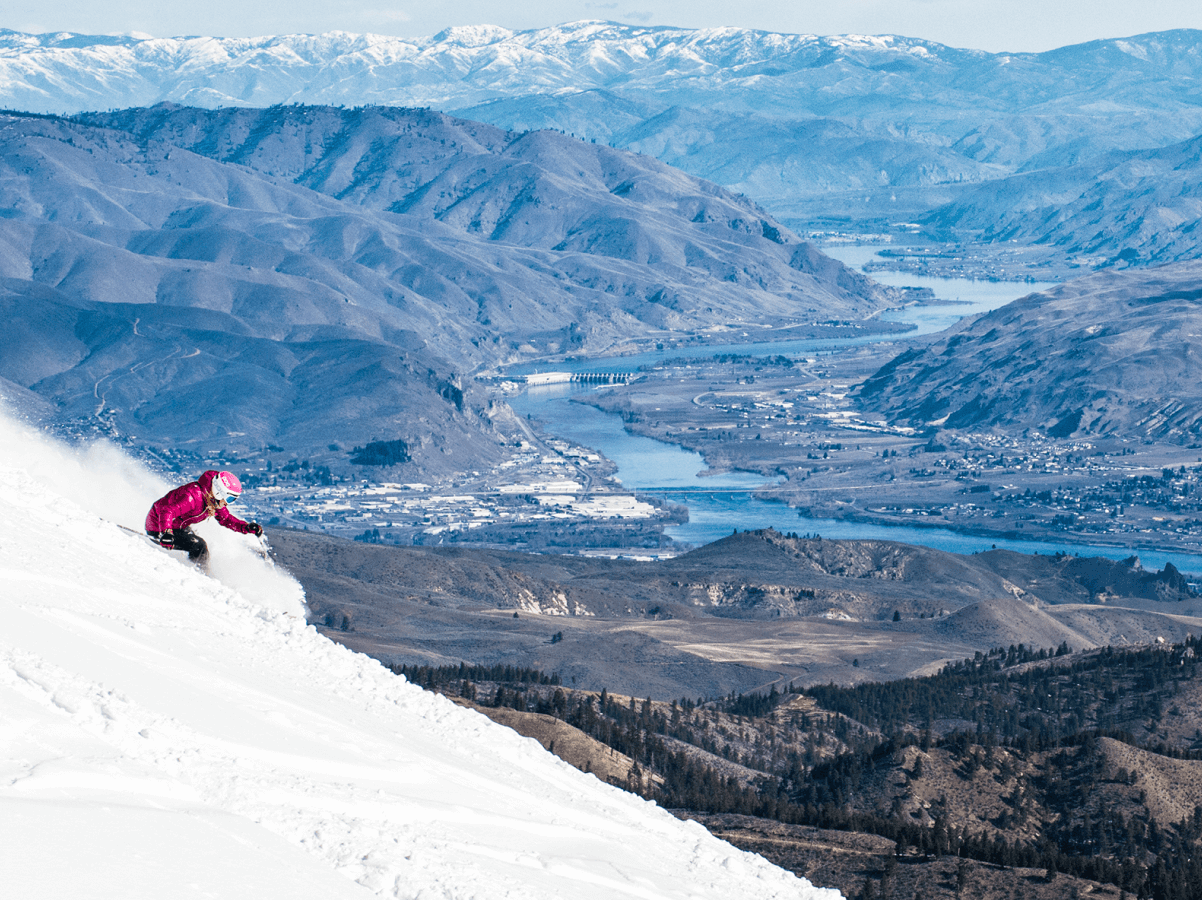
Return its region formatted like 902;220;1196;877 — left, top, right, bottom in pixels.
145;470;264;567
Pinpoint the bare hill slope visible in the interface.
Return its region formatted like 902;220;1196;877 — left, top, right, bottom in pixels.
76;104;884;315
858;262;1202;442
271;528;1202;696
924;133;1202;265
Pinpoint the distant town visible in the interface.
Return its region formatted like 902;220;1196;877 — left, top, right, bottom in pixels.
117;432;680;555
584;345;1202;557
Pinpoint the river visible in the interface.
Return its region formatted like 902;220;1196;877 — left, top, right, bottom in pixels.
509;248;1202;574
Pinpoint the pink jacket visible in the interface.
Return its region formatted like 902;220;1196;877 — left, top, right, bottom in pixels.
145;470;255;535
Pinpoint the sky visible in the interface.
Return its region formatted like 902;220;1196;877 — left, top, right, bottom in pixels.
5;0;1202;53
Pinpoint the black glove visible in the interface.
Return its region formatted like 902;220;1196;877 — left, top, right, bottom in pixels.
248;522;264;537
150;530;174;549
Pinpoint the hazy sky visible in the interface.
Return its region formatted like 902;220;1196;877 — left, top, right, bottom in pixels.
8;0;1202;53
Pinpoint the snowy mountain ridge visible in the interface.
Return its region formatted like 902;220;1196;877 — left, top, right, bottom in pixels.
0;21;974;114
0;408;840;899
9;21;1195;115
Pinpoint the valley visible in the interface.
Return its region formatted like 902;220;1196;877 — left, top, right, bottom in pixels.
209;257;1202;567
579;336;1202;558
0;105;893;478
4;47;1201;569
150;337;1202;562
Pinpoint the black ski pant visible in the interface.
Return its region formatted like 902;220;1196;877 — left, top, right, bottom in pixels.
147;527;209;565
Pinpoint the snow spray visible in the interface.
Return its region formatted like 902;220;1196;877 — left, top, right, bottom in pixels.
0;401;306;616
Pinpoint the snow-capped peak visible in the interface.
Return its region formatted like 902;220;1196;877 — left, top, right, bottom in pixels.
430;24;515;48
0;22;975;113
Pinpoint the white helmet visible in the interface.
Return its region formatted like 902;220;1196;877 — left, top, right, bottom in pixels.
210;470;243;504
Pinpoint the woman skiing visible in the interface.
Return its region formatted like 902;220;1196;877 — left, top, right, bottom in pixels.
146;470;263;566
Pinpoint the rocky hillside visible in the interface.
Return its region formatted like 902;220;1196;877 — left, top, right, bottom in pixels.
0;106;886;465
858;261;1202;442
282;526;1198;621
76;104;883;314
268;527;1202;698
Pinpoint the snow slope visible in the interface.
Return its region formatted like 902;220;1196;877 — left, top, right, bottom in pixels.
0;408;840;900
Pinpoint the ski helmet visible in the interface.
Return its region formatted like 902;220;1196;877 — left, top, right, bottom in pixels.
210;471;242;504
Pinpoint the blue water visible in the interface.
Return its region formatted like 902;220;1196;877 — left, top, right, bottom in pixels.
511;253;1056;378
825;246;1057;337
512;386;775;493
511;388;1202;574
510;248;1202;574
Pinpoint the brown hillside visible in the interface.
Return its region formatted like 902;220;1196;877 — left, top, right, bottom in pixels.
452;699;656;791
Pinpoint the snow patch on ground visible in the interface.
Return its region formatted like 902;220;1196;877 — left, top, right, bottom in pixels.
0;406;841;900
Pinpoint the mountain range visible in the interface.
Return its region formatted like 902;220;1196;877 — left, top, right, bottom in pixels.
4;22;1202;257
0;104;885;466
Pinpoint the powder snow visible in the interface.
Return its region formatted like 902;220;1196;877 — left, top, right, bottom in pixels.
0;407;841;900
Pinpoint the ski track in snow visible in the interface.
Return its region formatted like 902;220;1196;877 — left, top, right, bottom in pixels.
0;446;842;899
